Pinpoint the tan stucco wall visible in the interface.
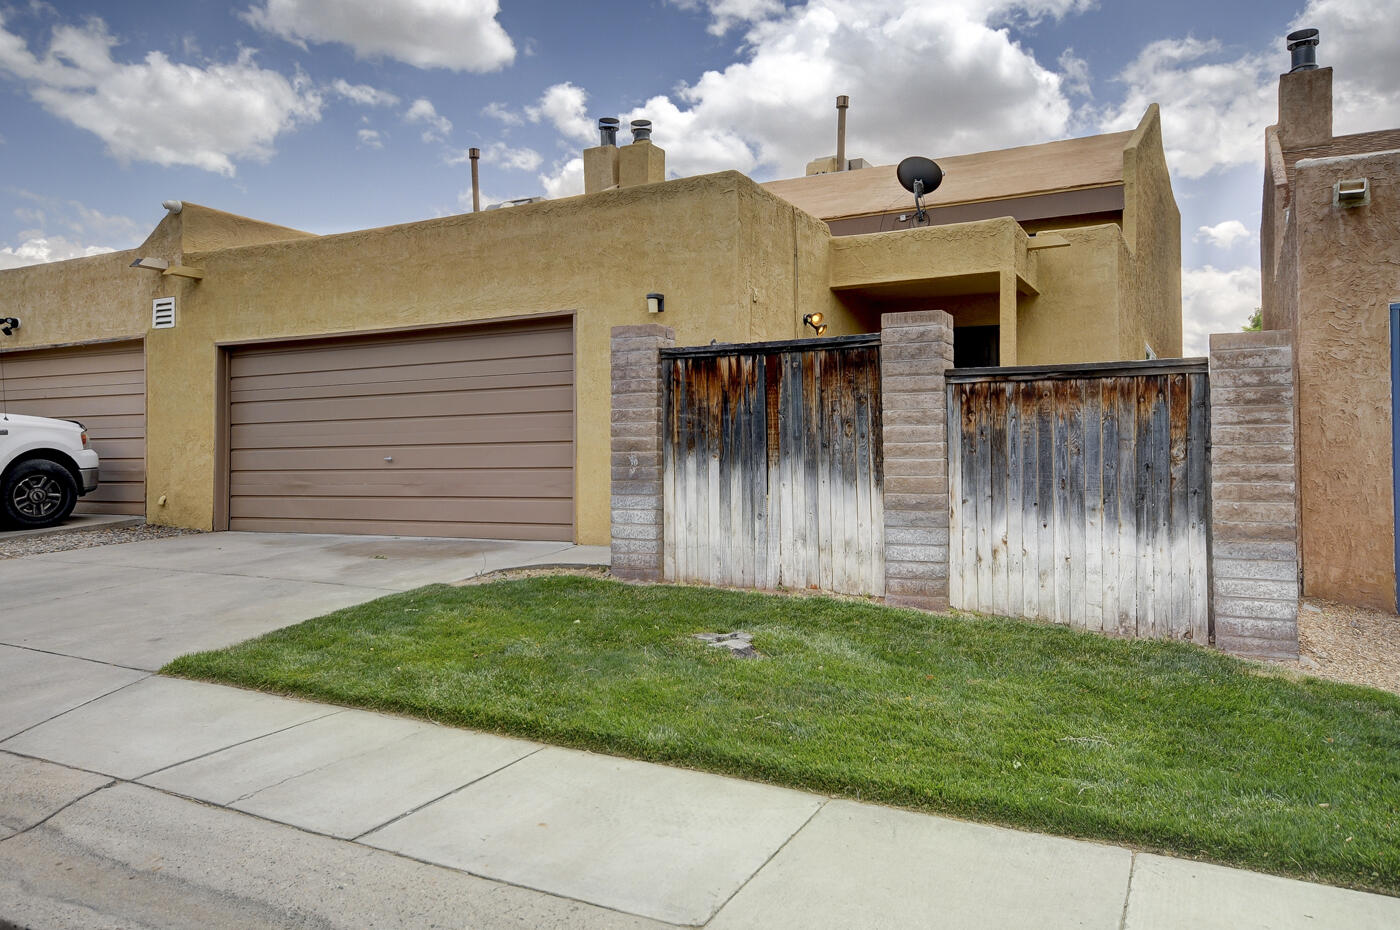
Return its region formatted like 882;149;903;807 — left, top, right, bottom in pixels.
1119;104;1183;359
4;171;846;546
1014;226;1123;365
1293;151;1400;611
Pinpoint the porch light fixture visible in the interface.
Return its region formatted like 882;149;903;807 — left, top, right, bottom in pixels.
803;312;827;336
646;292;664;314
0;316;18;336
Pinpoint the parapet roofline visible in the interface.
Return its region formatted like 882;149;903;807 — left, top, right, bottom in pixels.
762;128;1135;224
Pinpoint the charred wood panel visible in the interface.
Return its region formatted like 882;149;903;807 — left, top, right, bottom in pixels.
948;366;1210;640
663;341;883;596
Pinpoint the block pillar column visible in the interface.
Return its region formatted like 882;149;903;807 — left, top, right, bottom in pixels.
881;310;954;610
997;269;1018;366
1209;330;1300;658
609;324;674;581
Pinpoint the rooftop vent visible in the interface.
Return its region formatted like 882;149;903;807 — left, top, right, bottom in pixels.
598;117;619;146
630;119;652;142
1287;28;1319;72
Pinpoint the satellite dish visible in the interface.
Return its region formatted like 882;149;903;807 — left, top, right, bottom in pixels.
896;156;944;224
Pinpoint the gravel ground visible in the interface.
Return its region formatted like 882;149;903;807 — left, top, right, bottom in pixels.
1291;597;1400;696
0;522;202;560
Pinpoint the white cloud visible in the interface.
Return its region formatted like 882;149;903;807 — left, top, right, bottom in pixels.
480;142;542;172
331;79;399;107
1097;37;1274;180
539;157;584;200
357;128;383;149
1181;264;1260;355
0;13;321;176
481;100;523;126
671;0;786;36
1058;47;1091;98
527;83;595;144
405;97;452;143
243;0;515;72
0;236;115;270
1194;219;1251;249
574;1;1089;184
1292;0;1400;134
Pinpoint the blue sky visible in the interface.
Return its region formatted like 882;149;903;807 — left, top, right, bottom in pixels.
1;0;1396;353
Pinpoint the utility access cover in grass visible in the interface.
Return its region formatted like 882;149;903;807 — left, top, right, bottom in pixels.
164;575;1400;896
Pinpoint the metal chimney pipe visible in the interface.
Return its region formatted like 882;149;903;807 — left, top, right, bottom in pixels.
598;117;620;146
1287;28;1319;72
468;147;481;212
630;119;652;142
836;95;849;171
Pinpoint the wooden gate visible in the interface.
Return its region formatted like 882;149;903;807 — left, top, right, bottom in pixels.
946;360;1211;640
661;335;883;595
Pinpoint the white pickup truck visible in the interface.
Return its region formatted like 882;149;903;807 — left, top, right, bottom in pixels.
0;414;101;529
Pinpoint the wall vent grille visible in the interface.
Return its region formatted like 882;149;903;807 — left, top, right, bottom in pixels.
152;297;175;329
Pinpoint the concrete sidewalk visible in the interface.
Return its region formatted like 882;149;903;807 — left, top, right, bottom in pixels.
3;676;1397;929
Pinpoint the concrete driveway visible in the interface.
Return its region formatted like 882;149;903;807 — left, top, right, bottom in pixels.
0;531;606;740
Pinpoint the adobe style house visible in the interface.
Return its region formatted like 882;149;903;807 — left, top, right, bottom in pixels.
0;106;1180;545
1260;29;1400;612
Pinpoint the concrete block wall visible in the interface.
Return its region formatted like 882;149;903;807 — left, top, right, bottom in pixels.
1209;330;1300;658
609;325;674;581
880;310;955;611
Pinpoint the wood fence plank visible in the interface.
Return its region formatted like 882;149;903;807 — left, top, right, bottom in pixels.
1187;372;1211;641
1036;384;1056;621
975;383;994;609
989;384;1009;614
1099;379;1120;632
1067;379;1087;629
1006;387;1023;620
1118;376;1139;635
948;385;965;609
1019;381;1040;620
1083;379;1104;631
1168;372;1191;638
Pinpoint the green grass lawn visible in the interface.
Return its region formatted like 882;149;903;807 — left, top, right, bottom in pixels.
163;575;1400;895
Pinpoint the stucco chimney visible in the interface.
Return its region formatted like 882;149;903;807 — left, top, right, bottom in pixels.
584;117;621;194
619;119;666;188
1277;29;1332;150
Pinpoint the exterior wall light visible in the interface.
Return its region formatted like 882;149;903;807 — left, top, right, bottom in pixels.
0;316;19;336
1335;178;1370;207
646;293;664;314
803;312;827;336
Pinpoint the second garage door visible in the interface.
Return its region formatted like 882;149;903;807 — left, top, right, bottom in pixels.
228;318;574;540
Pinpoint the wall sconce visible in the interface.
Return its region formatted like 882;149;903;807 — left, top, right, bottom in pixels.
646;292;664;314
803;312;827;336
0;316;19;336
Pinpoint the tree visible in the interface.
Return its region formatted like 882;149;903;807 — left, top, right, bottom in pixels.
1242;308;1261;332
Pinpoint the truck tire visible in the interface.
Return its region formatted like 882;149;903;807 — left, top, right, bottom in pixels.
2;459;78;529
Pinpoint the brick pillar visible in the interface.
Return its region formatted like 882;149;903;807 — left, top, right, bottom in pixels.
881;310;954;610
610;324;674;581
1209;331;1299;658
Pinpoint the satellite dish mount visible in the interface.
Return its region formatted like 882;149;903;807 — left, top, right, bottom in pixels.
896;156;944;224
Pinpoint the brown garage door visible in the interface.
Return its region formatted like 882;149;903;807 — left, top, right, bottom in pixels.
0;341;146;515
228;318;574;540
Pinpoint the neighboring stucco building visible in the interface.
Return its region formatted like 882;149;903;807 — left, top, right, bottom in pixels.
1260;32;1400;612
0;107;1181;544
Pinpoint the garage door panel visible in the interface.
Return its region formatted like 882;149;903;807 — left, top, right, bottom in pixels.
231;467;573;498
229;385;572;427
231;354;573;396
231;412;574;449
227;517;572;541
231;495;572;525
229;319;574;540
231;441;573;472
232;325;572;378
0;341;145;516
228;369;574;406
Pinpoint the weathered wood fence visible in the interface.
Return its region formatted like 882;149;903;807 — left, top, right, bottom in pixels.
660;335;884;595
947;360;1211;640
611;318;1298;658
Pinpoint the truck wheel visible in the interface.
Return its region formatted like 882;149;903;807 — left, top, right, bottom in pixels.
2;460;78;529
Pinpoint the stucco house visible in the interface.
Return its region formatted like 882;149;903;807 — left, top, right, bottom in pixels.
0;105;1180;545
1260;30;1400;613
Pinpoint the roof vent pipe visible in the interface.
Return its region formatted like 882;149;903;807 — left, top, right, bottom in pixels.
162;200;183;215
1287;28;1319;72
598;117;619;146
630;119;652;142
836;95;849;171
